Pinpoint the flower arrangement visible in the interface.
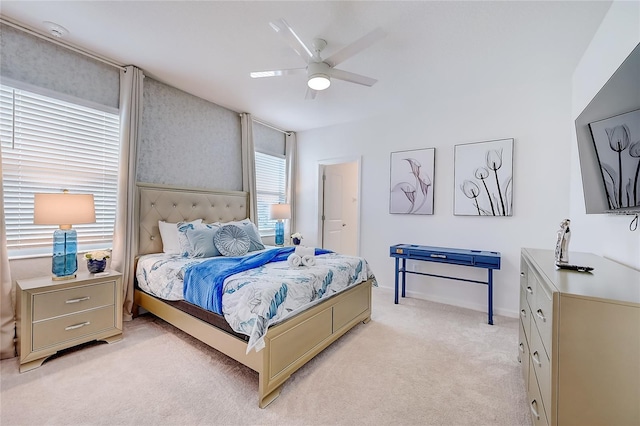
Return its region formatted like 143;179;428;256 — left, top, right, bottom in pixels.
84;250;111;261
291;232;303;245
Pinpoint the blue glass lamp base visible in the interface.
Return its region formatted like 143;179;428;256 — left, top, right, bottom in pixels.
275;221;284;246
52;228;78;280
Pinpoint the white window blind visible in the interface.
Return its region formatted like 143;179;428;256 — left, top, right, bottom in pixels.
0;84;120;257
255;151;286;236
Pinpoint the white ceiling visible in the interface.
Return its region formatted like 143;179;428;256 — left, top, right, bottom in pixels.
0;1;611;132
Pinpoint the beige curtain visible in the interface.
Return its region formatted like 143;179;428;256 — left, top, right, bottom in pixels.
111;65;143;321
285;132;297;237
0;147;16;359
240;113;258;222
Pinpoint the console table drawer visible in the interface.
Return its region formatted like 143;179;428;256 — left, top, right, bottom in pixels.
33;281;116;321
32;305;115;351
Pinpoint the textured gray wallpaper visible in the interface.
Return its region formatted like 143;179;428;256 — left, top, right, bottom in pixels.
254;122;285;157
0;23;119;109
137;78;242;191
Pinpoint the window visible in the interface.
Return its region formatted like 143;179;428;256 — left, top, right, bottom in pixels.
0;84;120;258
254;151;286;236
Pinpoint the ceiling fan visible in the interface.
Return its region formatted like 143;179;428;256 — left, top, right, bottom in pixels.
250;19;386;99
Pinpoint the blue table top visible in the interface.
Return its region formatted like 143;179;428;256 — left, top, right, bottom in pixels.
390;244;501;269
391;244;500;257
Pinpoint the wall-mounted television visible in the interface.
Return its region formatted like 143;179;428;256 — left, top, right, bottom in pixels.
575;42;640;214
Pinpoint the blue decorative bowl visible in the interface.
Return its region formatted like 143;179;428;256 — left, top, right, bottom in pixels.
87;259;107;273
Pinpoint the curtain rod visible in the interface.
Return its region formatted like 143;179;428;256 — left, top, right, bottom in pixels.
248;115;292;135
0;17;126;71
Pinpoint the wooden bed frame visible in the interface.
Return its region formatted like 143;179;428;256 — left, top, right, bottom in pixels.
133;183;372;408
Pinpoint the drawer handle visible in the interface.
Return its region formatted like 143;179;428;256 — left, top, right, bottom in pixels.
430;254;447;259
526;286;533;294
65;321;91;331
520;272;525;277
530;399;541;420
519;343;525;353
66;296;90;304
531;351;542;367
536;309;547;322
520;309;527;318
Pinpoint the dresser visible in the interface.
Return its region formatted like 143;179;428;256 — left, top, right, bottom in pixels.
17;271;123;372
519;248;640;426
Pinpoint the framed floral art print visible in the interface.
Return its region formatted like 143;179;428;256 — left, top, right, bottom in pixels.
454;138;514;216
389;148;435;215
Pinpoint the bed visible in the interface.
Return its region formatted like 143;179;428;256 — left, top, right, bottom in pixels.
133;183;374;408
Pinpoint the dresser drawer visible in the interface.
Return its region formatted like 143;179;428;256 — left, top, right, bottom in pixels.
532;278;553;353
32;305;116;351
525;266;536;306
518;317;530;388
519;285;531;341
32;281;116;322
530;324;551;415
528;369;550;426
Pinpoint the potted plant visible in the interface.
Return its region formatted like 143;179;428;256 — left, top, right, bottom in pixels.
291;232;303;246
84;250;111;273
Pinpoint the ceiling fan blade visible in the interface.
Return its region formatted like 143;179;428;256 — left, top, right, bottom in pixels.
269;18;314;63
250;68;306;78
324;27;386;68
329;68;378;87
305;87;318;100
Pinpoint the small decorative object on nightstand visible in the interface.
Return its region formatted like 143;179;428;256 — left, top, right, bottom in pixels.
291;232;302;246
84;250;110;273
16;270;123;372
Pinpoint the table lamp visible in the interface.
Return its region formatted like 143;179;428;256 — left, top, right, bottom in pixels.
34;191;96;280
269;203;291;246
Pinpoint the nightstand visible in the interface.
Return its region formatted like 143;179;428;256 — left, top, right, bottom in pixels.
17;270;123;372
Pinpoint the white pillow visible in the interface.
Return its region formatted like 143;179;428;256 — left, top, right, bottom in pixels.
158;219;202;254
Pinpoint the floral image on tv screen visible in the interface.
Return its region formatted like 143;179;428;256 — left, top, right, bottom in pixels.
588;109;640;210
389;148;435;215
454;138;514;216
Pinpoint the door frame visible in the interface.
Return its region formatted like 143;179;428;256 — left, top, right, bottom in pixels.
317;156;362;256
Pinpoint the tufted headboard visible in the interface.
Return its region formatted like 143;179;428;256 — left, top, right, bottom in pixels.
137;183;249;255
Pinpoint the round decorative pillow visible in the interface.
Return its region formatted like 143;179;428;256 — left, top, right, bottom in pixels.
214;224;250;257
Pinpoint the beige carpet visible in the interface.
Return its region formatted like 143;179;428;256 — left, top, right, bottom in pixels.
0;288;530;425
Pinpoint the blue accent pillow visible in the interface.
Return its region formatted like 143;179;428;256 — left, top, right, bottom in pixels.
185;224;221;258
214;224;250;257
227;219;265;252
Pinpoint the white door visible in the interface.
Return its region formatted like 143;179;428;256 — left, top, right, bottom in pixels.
322;162;359;255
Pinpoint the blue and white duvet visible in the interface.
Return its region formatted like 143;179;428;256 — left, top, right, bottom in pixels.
136;248;376;353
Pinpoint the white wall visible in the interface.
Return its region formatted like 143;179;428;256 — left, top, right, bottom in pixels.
297;68;577;317
570;0;640;269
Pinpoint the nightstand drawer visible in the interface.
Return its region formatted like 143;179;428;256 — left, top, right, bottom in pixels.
32;305;115;351
32;281;116;321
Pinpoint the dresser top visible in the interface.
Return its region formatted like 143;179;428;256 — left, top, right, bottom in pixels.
522;248;640;305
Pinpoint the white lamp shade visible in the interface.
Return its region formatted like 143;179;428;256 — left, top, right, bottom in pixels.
269;203;291;220
34;193;96;226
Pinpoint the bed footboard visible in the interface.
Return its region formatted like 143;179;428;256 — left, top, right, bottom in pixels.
134;279;373;408
258;279;372;407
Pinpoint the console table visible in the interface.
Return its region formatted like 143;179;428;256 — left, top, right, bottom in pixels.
389;244;501;324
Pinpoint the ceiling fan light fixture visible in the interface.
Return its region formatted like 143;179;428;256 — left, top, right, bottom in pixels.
308;74;331;91
307;62;331;91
